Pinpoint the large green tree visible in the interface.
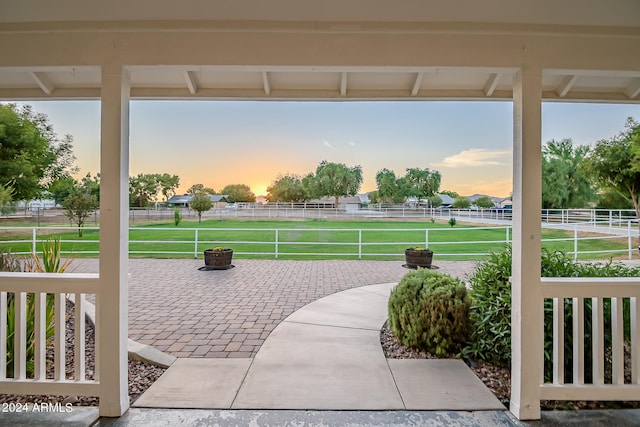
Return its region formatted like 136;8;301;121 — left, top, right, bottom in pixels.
586;118;640;218
222;184;256;203
0;184;13;213
405;167;441;202
80;172;101;202
129;174;158;207
306;161;363;207
267;174;307;202
187;183;217;195
375;169;413;204
129;173;180;206
542;138;595;209
48;176;77;206
0;104;78;201
453;196;471;209
156;173;180;203
474;196;495;209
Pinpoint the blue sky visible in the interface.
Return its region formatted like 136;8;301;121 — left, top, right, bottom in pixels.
19;100;640;198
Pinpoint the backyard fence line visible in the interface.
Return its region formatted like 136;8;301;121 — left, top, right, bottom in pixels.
7;206;637;226
1;219;637;261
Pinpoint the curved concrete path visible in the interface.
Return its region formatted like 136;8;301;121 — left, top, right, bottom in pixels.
134;283;504;411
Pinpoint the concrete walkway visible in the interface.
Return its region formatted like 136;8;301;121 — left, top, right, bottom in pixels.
72;259;477;358
133;282;504;411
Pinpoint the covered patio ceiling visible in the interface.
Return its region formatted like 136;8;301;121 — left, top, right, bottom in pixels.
1;65;639;102
1;0;639;103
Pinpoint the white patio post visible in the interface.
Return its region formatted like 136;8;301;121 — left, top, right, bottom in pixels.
98;63;130;416
510;65;543;420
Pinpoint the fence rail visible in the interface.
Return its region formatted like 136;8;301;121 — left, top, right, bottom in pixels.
5;206;638;226
0;219;637;260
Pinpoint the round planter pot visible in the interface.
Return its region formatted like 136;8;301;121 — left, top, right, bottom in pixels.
204;248;233;268
404;248;433;269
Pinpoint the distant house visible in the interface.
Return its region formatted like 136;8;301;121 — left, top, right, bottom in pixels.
167;194;230;208
405;194;454;208
17;198;59;210
438;194;455;208
307;193;370;210
498;198;513;209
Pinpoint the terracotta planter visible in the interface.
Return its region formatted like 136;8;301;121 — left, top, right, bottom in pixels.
204;248;233;268
404;248;433;269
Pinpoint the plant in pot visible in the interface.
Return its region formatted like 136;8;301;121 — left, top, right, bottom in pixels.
203;246;234;269
404;246;433;269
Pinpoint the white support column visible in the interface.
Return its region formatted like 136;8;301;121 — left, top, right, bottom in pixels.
510;65;543;420
98;64;130;417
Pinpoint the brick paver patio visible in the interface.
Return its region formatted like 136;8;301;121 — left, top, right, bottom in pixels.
74;259;476;358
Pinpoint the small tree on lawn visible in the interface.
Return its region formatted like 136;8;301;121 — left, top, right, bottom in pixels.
190;192;212;223
63;190;99;237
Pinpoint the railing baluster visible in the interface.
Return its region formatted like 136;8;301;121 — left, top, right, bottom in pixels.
34;292;46;380
54;293;65;380
611;297;625;385
0;291;6;379
94;293;100;382
592;297;605;385
553;297;564;384
573;297;584;384
15;292;27;380
74;293;86;381
632;297;639;384
194;229;199;259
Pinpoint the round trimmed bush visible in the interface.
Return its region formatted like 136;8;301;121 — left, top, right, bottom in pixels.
388;269;471;357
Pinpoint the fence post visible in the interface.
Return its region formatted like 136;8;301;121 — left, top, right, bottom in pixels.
358;229;362;260
194;229;199;259
275;229;279;260
425;229;429;249
32;227;37;256
574;225;578;261
610;211;613;230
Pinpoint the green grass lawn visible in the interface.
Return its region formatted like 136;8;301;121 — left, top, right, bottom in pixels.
0;218;633;261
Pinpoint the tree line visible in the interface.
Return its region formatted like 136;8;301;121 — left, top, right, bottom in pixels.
541;117;640;217
1;103;639;229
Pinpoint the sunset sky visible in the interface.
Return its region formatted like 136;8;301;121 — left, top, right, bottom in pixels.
18;100;640;198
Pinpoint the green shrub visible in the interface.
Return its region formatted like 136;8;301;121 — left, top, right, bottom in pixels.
388;269;471;357
174;206;182;226
448;217;457;227
466;246;640;383
464;246;512;366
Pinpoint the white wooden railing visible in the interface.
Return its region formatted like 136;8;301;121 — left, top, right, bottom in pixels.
541;277;640;401
0;273;100;397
